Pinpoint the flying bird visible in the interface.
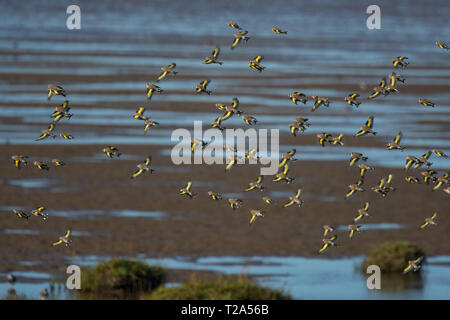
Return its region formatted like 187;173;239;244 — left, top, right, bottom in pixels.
52;229;72;247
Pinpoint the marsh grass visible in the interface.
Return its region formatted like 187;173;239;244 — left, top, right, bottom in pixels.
145;274;291;300
79;259;167;298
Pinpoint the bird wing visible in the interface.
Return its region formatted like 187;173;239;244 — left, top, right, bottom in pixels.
318;243;329;254
226;159;236;170
212;47;220;58
357;178;364;186
278;158;287;167
368;91;380;99
378;178;385;188
345;189;355;198
284;200;295;208
350;93;359;99
422;151;432;159
431;212;437;220
405;159;413;169
379;78;386;88
157;71;167;81
364;202;370;211
420;221;429;229
295;188;302;199
402;265;413;274
147;88;154;99
64;230;71;238
288;149;296;156
220;111;233;121
47;90;53;100
249;215;257;225
145;157;151;166
52;240;63;246
386;174;393;184
349;157;357;166
282;164;289;174
254;55;263;63
200;80;209;87
355;130;365;137
168;63;176;69
36;133;48;141
290;125;298;135
186;181;192;191
131;169;144;179
366;116;374;128
231;37;240;49
256;176;263;184
349;229;355;238
394;132;402;144
414;257;423;264
354;214;363;222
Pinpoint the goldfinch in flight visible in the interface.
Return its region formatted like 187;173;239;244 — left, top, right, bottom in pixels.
344;93;361;107
146;83;163;100
231;31;250;50
13;209;29;220
245;176;264;192
262;196;273;205
48;84;66;100
52;229;72;247
30;206;48;220
133;107;148;121
283;188;304;208
51;159;65;166
273;163;294;184
354;202;370;222
204;47;223;65
248;55;265;72
36;124;56;141
241;114;258;125
52;100;72;122
144;119;160;134
316;133;332;147
392;56;409;69
272;27;287;34
345;178;365;199
318;235;337;254
311;95;330;112
355;116;376;137
228;198;243;210
402;257;424;274
386;131;404;150
227;21;242;30
179;181;195;199
249;209;264;225
131;156;154;179
368;78;388;99
157;63;177;82
11;155;28;169
289;92;308;105
435;41;449;50
431;149;448;158
102;146;121;158
208;191;222;201
348;224;361;239
60;133;74;140
432;173;448;191
195;80;212;95
418;98;435;107
33;161;49;171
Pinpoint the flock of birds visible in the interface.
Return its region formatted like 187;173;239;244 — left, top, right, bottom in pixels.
5;21;450;291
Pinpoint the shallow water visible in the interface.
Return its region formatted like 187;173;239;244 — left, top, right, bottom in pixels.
29;254;447;299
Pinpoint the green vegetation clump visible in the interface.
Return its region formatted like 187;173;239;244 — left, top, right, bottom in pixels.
362;241;425;273
80;259;167;296
145;276;291;300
